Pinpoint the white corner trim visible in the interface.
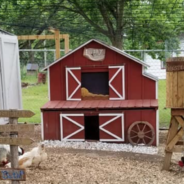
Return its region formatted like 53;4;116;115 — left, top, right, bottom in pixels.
109;66;125;100
156;109;159;146
66;67;81;101
142;66;158;81
48;68;50;100
60;114;84;141
156;80;158;99
99;113;124;141
41;112;44;140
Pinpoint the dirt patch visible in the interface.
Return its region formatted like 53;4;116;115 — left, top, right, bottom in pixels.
1;126;184;184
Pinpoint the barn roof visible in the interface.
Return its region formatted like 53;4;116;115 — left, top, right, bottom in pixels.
41;99;158;110
0;28;14;36
42;39;150;71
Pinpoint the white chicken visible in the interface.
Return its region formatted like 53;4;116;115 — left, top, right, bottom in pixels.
6;143;47;169
0;144;24;166
32;144;47;168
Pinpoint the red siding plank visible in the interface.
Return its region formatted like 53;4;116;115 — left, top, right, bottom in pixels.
43;111;60;140
50;62;62;100
143;77;156;99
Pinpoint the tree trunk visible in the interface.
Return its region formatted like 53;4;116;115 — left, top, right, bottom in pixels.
110;34;123;50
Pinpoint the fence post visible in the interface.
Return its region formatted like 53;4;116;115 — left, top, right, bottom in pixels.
10;117;19;184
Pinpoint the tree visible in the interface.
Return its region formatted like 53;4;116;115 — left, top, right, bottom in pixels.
0;0;184;57
59;0;184;52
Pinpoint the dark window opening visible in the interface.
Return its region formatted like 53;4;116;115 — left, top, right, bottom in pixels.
85;116;99;140
81;72;109;95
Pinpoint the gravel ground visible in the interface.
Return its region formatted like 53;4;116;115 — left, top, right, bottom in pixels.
1;125;184;184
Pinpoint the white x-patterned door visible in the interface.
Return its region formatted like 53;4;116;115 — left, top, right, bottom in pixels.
109;66;125;100
66;67;81;101
99;113;124;142
60;114;84;141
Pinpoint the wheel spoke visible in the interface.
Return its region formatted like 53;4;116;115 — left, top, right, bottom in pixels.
144;135;152;139
131;130;138;134
128;121;155;146
142;124;147;132
130;135;138;139
136;124;141;131
144;130;152;134
142;138;146;144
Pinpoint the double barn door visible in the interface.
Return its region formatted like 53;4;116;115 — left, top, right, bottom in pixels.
60;113;124;142
66;66;125;100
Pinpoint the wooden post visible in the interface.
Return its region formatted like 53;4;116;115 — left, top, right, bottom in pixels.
54;29;60;59
18;29;70;59
0;110;35;182
10;117;19;184
64;34;69;54
162;111;184;170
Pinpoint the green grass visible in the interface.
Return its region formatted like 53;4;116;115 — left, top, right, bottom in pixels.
19;75;170;127
19;74;48;123
158;80;170;128
21;74;38;84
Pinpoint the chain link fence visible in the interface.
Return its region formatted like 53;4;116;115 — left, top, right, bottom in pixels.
19;49;184;127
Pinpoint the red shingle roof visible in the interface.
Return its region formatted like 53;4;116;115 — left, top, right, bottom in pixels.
41;100;158;110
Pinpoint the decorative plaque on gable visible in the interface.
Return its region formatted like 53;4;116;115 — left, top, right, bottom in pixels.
83;48;106;61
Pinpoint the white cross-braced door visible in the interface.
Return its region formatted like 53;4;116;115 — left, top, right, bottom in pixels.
66;67;81;101
109;66;125;100
60;114;84;141
99;113;124;142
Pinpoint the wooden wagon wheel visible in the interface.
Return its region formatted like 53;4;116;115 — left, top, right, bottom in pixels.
128;121;155;146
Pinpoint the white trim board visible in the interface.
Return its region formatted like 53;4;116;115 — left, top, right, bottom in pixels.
48;68;50;100
156;109;159;146
41;112;44;140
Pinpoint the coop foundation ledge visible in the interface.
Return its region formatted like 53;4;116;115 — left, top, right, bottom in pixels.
43;140;158;155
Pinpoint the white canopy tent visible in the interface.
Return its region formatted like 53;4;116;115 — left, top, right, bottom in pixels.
0;32;22;124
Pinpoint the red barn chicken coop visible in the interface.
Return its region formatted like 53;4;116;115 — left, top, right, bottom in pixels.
41;39;159;146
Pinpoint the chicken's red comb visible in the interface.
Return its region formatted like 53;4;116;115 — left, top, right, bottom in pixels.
2;161;9;166
178;161;184;167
